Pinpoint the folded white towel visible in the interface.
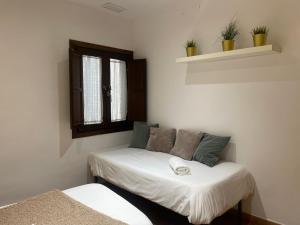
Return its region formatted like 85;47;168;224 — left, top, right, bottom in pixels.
169;156;191;176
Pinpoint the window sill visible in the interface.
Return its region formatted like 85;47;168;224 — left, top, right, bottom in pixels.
72;122;133;139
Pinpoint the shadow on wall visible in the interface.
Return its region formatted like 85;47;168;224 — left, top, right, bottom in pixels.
243;181;267;220
185;52;300;84
221;142;236;162
57;60;73;157
221;143;266;219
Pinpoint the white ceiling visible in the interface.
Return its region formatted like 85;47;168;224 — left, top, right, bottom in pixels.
66;0;196;20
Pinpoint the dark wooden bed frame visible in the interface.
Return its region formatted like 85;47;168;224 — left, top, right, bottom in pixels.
94;176;242;225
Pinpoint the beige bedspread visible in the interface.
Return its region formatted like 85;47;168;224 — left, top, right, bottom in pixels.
0;189;128;225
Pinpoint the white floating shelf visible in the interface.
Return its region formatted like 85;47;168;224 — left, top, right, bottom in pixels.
176;45;281;64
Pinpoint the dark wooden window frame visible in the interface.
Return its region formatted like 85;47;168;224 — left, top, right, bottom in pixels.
69;40;134;138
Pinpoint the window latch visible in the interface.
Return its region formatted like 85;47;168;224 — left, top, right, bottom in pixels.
103;85;111;97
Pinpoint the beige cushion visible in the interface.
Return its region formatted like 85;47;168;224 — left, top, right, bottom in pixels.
146;127;176;153
170;129;203;160
0;190;127;225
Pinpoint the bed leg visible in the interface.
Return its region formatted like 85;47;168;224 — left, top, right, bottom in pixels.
237;201;242;225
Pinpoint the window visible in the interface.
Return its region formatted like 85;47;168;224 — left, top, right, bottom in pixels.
69;40;147;138
110;59;127;122
82;55;103;125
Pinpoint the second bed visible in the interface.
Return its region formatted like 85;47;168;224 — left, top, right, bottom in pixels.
89;147;255;225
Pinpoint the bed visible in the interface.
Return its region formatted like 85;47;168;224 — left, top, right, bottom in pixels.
89;147;255;225
64;184;152;225
1;183;152;225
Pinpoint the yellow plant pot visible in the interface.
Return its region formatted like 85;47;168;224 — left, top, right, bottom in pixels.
222;40;235;51
186;47;197;57
253;34;267;47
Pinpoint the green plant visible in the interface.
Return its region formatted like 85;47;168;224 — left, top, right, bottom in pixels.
221;21;239;40
251;26;269;37
185;40;197;48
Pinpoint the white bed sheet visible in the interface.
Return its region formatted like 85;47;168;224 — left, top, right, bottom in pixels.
64;184;152;225
89;148;255;224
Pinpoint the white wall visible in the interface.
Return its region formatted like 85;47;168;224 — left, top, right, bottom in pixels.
0;0;132;205
133;0;300;224
1;0;299;224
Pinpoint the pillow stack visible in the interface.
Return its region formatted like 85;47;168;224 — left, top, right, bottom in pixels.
146;127;176;153
129;122;159;149
170;129;203;160
129;122;231;167
192;133;231;167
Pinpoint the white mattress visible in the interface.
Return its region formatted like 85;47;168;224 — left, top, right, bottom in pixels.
64;184;152;225
89;148;255;224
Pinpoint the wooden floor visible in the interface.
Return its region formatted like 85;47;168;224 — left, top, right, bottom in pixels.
100;181;241;225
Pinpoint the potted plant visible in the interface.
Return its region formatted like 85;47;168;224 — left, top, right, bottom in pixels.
185;40;197;57
251;26;269;47
221;21;239;51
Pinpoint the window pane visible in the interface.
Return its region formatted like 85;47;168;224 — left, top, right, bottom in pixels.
110;59;127;122
82;55;102;125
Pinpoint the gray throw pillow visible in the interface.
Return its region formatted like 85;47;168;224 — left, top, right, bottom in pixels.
170;130;203;160
193;133;231;167
146;127;176;153
129;122;159;149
